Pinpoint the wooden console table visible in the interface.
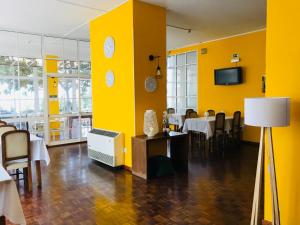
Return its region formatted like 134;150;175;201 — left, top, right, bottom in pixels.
132;132;188;179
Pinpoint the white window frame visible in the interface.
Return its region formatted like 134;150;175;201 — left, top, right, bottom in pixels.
167;51;198;115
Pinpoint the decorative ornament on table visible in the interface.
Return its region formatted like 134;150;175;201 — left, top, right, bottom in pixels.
204;111;209;118
162;111;170;135
143;110;159;137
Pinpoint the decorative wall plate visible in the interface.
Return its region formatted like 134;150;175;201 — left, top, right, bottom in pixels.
145;76;157;92
106;70;115;87
104;36;115;58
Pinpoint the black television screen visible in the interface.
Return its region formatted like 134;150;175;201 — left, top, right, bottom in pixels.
214;67;243;85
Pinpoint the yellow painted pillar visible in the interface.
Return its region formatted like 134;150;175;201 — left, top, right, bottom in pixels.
90;0;166;167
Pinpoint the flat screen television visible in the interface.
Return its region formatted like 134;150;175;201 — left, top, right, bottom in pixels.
214;67;243;85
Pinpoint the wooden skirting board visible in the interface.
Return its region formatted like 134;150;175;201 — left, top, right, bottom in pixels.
262;220;272;225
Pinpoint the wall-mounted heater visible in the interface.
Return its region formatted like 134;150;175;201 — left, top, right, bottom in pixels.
87;129;124;167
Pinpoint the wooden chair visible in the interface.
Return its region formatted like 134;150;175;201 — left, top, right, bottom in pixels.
230;111;242;145
185;109;194;118
209;113;226;152
207;109;215;116
2;130;32;191
0;125;17;143
167;108;175;114
0;120;7;126
189;111;198;118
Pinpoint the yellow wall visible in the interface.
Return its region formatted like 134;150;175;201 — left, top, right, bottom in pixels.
265;0;300;224
169;31;266;142
133;0;166;134
90;1;135;167
90;0;166;167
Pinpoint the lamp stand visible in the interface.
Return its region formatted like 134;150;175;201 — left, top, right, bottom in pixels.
250;127;280;225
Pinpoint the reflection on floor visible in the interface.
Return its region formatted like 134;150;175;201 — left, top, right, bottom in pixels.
13;143;258;225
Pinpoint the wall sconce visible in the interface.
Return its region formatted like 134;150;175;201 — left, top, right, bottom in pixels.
149;54;162;79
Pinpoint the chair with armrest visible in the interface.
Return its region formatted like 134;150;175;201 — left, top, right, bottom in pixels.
2;130;32;191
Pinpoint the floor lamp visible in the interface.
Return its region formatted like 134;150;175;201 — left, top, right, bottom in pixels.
244;97;290;225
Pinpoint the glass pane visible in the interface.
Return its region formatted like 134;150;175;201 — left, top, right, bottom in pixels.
187;51;197;64
58;60;78;74
187;97;197;109
187;83;197;96
49;117;68;142
19;58;42;77
167;68;176;83
81;98;92;112
80;80;91;98
0;56;18;76
38;80;44;115
176;53;185;66
177;66;186;83
177;97;186;115
167;97;176;109
177;82;186;97
0;99;17;118
79;61;91;75
19;99;35;115
167;55;176;67
167;83;176;97
58;79;79;114
187;65;197;83
81;115;92;138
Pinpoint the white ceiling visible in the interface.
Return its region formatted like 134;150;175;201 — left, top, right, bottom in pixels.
0;0;266;50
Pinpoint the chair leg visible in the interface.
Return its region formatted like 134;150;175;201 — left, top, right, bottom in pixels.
27;163;32;192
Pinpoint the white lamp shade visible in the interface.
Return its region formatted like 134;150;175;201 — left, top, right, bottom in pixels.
244;97;290;127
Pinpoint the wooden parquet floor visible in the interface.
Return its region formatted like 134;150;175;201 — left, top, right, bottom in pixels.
9;143;258;225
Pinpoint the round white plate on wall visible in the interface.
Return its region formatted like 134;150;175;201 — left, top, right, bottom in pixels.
145;76;157;92
104;36;115;58
106;70;115;87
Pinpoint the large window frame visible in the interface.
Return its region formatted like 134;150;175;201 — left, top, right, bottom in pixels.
0;30;92;145
167;51;198;115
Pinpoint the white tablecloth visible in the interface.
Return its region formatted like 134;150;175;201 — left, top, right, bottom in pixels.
182;116;233;139
0;134;50;166
29;134;50;166
0;166;26;225
168;114;186;128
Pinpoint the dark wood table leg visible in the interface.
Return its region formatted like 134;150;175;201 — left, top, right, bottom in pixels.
35;161;42;188
0;216;6;225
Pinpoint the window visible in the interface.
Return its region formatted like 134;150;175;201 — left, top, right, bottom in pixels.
0;31;92;144
167;51;198;115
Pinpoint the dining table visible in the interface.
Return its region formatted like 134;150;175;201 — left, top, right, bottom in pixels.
0;166;26;225
182;116;233;139
0;134;50;188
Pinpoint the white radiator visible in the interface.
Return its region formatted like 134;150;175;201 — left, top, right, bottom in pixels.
87;129;124;167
